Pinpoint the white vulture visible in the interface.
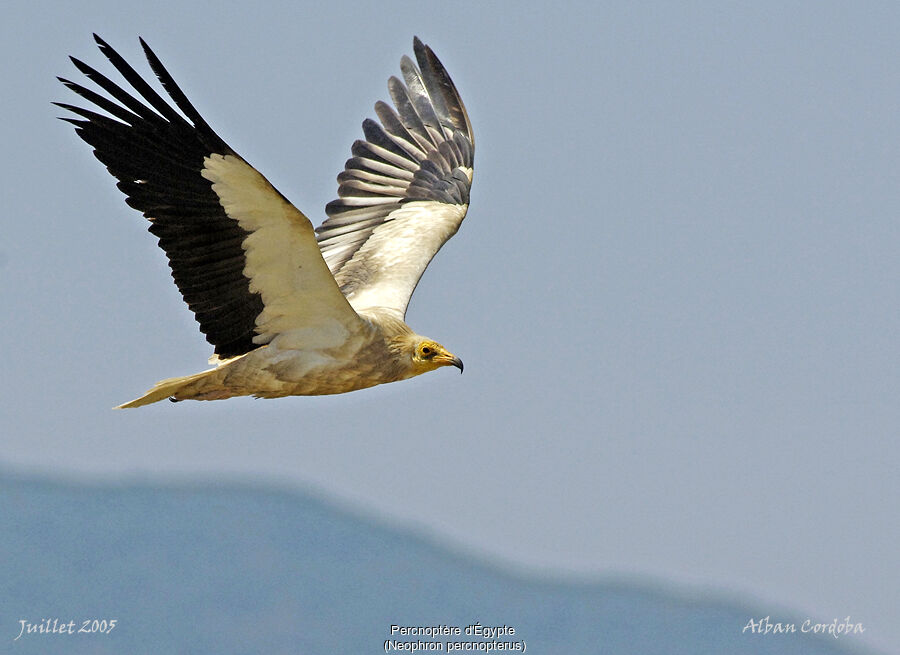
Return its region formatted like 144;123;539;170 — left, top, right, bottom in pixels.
57;35;473;408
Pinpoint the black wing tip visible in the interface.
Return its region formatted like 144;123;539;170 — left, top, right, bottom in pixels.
92;33;111;50
56;116;84;127
138;36;156;60
93;33;149;58
68;55;87;71
51;101;78;112
92;34;119;61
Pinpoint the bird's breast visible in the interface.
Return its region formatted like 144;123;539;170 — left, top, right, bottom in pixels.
219;329;404;397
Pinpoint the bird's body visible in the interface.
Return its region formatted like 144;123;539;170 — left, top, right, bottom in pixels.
57;35;473;407
123;309;452;407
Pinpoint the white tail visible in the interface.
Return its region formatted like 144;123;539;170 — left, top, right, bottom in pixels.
115;369;214;409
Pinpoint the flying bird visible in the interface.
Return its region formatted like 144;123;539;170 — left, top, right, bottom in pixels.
57;35;473;408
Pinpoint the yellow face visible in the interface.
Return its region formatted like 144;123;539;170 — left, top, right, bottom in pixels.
412;339;464;375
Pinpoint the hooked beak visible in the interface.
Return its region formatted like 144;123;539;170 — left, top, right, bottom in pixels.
435;352;464;374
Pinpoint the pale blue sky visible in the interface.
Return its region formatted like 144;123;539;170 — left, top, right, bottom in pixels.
2;1;898;653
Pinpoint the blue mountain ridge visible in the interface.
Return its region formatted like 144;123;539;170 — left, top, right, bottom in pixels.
0;471;879;654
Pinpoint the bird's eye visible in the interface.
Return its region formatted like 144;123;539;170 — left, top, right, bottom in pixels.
421;346;433;358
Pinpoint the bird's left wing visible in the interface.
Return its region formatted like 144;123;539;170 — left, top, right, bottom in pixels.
316;37;474;319
57;35;363;360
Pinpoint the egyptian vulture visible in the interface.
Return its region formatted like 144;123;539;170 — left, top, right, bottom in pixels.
57;35;473;408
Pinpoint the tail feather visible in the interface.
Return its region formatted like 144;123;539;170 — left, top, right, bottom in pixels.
115;369;214;409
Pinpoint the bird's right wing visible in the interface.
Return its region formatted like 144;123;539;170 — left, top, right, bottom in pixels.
316;37;474;319
57;35;363;359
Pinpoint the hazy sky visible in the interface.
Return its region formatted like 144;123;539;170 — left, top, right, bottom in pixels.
3;1;898;653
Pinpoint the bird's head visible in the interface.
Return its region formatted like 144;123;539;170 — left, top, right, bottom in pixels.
409;338;464;376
